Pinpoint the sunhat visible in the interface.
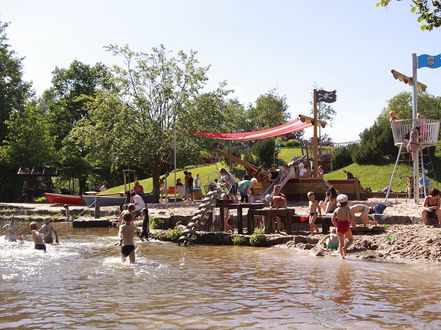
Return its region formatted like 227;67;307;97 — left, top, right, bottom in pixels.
337;194;348;203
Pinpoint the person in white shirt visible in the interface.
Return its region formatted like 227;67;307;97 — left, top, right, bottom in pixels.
131;192;146;212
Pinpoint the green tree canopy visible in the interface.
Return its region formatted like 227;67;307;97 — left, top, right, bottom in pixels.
246;90;290;130
0;101;57;166
377;0;441;31
78;44;211;201
0;21;32;142
42;60;112;149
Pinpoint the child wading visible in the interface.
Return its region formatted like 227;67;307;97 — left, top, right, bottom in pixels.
331;194;355;259
40;218;59;244
118;212;138;263
30;222;46;252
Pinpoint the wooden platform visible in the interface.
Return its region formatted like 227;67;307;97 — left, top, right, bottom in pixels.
247;207;296;234
73;218;115;228
214;200;265;234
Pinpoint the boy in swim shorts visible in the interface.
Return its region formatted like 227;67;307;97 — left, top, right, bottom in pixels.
307;191;321;235
30;222;46;252
40;218;59;244
331;194;355;259
118;212;138;263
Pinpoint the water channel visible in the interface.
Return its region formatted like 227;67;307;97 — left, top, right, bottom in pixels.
1;222;441;329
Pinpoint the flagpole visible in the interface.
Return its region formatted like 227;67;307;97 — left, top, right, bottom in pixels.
313;89;318;178
412;53;419;203
174;122;177;205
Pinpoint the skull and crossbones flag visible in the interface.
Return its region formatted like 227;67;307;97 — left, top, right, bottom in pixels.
317;90;337;103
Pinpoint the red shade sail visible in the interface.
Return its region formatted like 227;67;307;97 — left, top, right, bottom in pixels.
185;118;312;141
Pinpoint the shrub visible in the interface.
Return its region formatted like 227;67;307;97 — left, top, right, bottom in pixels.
232;234;245;246
284;139;300;147
332;147;353;170
165;228;184;241
151;231;165;240
249;226;267;247
150;217;166;229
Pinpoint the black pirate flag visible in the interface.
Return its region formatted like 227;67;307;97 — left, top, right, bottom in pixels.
317;90;337;103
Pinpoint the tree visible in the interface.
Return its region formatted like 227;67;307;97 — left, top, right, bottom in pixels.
0;21;32;142
0;100;57;201
377;0;441;31
81;44;210;202
246;90;290;130
1;101;57;166
42;60;112;149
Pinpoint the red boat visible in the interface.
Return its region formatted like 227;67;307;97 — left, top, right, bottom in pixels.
44;193;85;205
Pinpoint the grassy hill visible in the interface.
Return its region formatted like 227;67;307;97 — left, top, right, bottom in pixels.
101;162;224;195
103;146;441;194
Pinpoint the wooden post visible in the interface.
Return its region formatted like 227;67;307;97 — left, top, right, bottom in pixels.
313;89;319;178
219;207;224;232
237;205;243;234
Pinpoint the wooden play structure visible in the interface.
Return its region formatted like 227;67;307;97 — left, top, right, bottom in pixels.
216;149;367;201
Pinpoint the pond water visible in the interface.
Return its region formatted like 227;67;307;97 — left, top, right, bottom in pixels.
1;222;441;329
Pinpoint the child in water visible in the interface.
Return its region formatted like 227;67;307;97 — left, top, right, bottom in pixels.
331;194;355;259
307;191;321;235
118;212;138;263
40;218;59;244
319;226;339;251
2;218;22;242
63;204;70;222
30;222;46;252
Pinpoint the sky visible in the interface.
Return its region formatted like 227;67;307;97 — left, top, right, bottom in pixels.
1;0;441;142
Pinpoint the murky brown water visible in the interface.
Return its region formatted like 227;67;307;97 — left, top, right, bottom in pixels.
1;222;441;329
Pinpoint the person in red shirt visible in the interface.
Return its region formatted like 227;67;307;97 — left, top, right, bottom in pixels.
133;181;144;195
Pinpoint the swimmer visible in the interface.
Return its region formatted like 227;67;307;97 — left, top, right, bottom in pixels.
30;222;46;252
1;218;22;242
118;212;138;263
40;218;59;244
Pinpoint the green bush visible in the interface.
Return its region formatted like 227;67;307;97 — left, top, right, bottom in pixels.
249;226;267;247
150;218;166;229
284;139;300;147
232;234;245;246
165;228;184;241
332;147;353;170
33;196;47;203
151;231;165;240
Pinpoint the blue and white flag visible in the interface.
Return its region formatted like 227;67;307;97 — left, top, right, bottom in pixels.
418;54;441;69
317;90;337;103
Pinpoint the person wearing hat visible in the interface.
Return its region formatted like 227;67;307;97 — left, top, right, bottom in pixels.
331;194;355;258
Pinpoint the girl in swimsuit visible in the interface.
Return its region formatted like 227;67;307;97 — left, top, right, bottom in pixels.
331;194;355;259
422;188;441;226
